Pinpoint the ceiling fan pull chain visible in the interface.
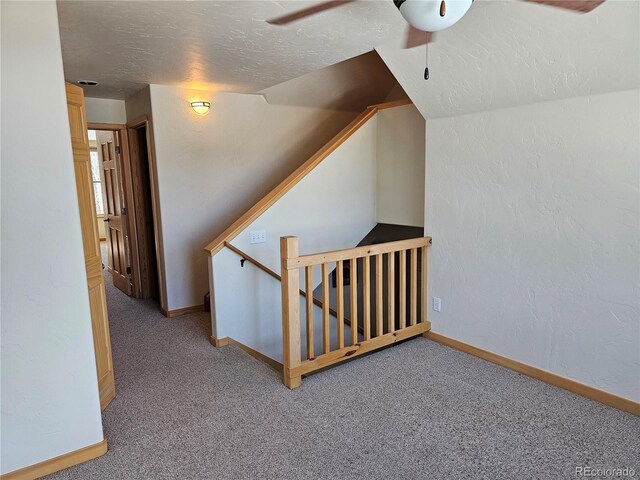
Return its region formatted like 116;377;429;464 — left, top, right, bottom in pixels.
424;41;430;80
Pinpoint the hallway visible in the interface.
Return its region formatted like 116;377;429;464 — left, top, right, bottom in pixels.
48;262;639;479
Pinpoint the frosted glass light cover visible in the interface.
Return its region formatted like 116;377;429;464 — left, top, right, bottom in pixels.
191;101;211;115
399;0;472;32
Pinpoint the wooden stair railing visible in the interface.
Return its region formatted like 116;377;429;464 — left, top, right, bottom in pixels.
280;235;432;389
203;99;412;257
223;242;350;324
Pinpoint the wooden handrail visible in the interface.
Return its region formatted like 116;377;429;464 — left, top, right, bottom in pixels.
222;242;348;322
367;98;413;110
204;106;380;256
284;237;432;270
224;242;281;280
204;99;415;256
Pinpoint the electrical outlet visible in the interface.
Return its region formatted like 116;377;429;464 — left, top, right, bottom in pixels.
250;230;266;244
433;297;442;312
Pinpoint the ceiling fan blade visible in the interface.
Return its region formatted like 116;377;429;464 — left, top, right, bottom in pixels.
267;0;356;25
404;26;435;49
522;0;606;13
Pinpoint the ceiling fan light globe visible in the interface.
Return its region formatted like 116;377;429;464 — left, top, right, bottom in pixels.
399;0;472;32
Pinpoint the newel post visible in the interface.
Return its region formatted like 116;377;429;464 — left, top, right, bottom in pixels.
280;236;302;389
421;237;432;338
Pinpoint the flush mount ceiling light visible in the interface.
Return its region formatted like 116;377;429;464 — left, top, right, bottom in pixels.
190;101;211;115
76;80;98;86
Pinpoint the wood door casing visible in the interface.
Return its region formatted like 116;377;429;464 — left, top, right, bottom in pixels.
128;125;159;300
89;121;165;306
65;83;115;411
98;130;132;295
127;116;168;311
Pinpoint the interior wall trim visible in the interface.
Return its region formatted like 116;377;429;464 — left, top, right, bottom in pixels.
425;332;640;416
209;335;230;347
161;304;205;318
0;438;107;480
209;336;283;372
87;122;125;130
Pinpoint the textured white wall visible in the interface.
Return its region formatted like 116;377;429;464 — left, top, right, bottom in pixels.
125;86;152;122
213;250;354;362
229;118;378;275
376;104;425;227
1;1;104;474
426;90;640;401
123;86;170;310
148;85;357;310
85;97;126;124
213;118;377;357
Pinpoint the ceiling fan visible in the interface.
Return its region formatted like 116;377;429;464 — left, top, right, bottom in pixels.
267;0;606;50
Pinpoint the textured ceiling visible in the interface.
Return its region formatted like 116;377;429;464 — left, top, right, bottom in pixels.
58;0;640;117
377;0;640;118
57;0;407;99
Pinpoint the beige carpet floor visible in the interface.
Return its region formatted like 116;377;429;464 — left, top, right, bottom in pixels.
47;245;639;479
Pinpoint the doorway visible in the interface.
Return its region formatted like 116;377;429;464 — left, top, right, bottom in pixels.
90;128;132;295
88;121;162;306
125;120;162;303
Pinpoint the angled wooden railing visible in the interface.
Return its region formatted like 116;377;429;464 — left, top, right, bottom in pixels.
223;242;350;324
368;98;412;110
203;99;412;256
280;235;432;389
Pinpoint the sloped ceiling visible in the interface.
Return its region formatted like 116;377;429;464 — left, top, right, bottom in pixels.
377;0;640;118
260;51;401;111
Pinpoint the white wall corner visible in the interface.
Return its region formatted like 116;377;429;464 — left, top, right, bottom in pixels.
208;256;218;339
85;97;127;124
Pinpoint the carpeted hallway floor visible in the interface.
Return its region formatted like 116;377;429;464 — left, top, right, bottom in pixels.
48;245;639;479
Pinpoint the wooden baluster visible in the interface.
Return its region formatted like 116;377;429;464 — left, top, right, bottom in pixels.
305;266;314;360
280;236;301;389
387;252;395;333
375;254;383;337
363;256;371;340
322;263;330;354
336;260;344;349
422;245;428;327
410;247;418;326
350;258;358;345
399;249;406;329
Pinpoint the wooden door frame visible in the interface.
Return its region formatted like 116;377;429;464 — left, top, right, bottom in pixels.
88;122;142;299
125;115;168;313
